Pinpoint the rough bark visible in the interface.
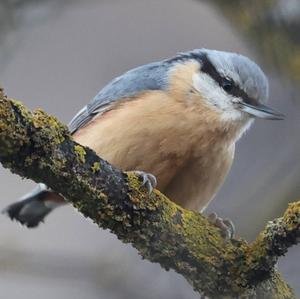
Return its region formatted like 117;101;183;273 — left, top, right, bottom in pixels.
0;86;298;298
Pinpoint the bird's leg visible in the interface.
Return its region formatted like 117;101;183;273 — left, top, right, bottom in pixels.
207;212;235;241
126;170;157;194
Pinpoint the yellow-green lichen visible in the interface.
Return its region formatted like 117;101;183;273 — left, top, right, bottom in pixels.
0;86;4;98
11;99;33;121
284;201;300;230
0;98;30;153
183;212;222;262
74;145;86;163
32;109;67;144
125;172;164;212
126;172;143;190
95;191;108;203
91;162;101;173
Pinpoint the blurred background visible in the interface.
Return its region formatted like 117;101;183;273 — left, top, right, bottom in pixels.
0;0;299;298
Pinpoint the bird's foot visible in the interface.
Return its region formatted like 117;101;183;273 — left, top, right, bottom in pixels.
128;170;157;194
207;212;235;241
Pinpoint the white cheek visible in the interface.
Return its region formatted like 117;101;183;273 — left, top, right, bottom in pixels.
192;73;242;121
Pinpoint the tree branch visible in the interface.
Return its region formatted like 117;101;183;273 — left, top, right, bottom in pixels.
0;86;297;298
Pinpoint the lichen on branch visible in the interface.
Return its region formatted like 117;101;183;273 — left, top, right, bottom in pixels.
0;86;297;298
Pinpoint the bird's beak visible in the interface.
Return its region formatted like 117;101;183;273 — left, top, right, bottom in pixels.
239;102;285;120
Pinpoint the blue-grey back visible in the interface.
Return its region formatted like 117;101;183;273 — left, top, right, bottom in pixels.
68;48;269;134
68;61;170;133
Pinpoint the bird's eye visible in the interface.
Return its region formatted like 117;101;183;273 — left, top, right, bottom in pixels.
221;78;234;93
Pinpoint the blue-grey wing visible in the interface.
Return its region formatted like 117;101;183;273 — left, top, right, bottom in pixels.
68;61;170;134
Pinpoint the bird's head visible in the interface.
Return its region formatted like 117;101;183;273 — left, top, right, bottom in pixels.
168;49;284;125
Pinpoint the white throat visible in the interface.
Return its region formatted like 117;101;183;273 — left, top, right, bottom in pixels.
192;73;241;121
192;72;254;141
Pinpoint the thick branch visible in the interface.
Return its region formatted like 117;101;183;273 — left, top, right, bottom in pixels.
0;87;297;298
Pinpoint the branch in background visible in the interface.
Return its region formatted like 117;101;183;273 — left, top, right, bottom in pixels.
0;86;297;298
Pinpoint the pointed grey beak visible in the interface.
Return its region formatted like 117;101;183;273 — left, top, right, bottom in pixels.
240;102;285;120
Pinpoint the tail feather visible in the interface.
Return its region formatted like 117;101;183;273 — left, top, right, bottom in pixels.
2;184;65;228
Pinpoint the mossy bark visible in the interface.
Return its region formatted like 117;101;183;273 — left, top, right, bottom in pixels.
0;87;297;298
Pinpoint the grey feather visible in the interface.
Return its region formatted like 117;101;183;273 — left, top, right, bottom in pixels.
68;48;269;134
201;49;269;104
68;61;171;133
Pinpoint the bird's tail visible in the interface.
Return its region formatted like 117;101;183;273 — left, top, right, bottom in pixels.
2;184;66;228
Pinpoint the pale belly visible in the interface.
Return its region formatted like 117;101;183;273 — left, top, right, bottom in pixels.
75;119;234;212
163;150;234;211
73;93;235;212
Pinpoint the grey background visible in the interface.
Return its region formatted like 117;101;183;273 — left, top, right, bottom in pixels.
0;0;299;298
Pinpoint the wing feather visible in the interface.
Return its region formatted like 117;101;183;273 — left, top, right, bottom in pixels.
68;61;169;134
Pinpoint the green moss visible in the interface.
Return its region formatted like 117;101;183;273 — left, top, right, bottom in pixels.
74;145;86;163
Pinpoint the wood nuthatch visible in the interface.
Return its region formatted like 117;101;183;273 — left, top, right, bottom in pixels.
3;49;284;238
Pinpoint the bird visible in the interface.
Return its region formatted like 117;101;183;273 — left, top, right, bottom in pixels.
2;48;284;238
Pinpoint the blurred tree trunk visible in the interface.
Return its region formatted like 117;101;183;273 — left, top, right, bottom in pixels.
206;0;300;84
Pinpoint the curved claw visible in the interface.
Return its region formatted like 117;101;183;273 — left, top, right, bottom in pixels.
223;218;235;238
130;171;157;194
208;212;235;242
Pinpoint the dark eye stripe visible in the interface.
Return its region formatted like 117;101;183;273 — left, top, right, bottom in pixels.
198;53;259;106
